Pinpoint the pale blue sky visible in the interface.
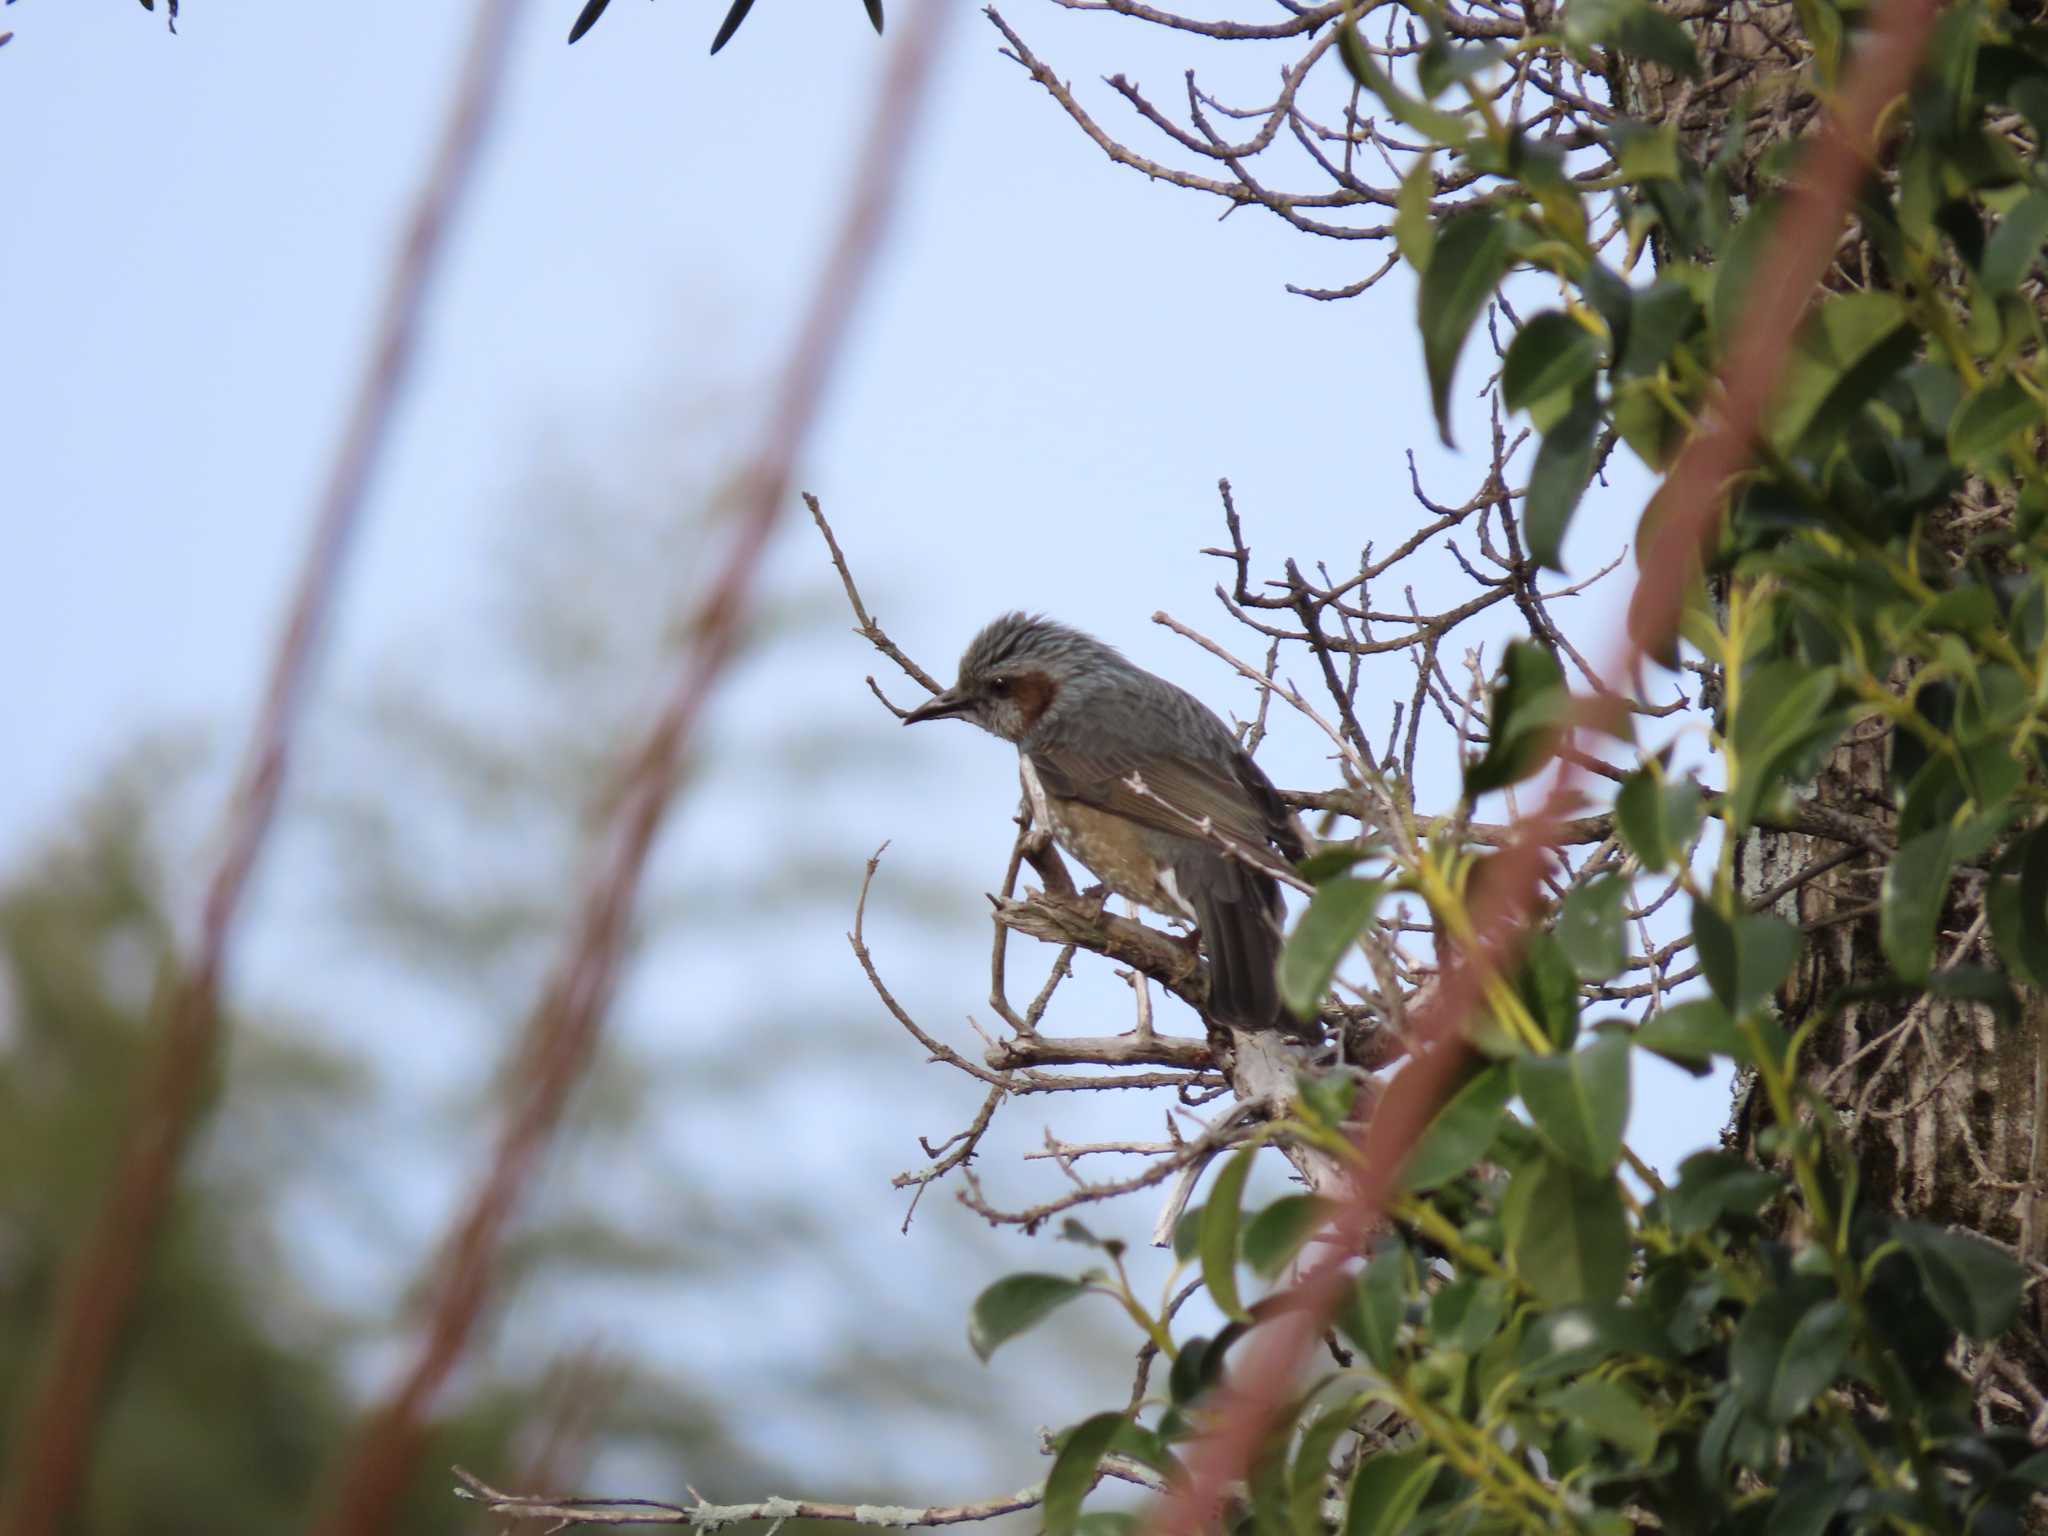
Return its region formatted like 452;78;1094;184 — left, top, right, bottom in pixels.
0;0;1721;1497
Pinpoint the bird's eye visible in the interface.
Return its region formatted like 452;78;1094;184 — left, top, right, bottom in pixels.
989;676;1011;698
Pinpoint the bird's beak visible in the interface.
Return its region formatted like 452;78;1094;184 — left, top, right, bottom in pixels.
902;688;970;725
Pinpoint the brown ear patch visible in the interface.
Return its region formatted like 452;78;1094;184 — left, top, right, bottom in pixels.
1010;670;1057;728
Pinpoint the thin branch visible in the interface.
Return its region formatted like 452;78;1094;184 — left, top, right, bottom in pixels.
454;1465;1049;1530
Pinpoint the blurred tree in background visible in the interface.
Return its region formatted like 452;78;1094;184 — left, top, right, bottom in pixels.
0;403;1106;1527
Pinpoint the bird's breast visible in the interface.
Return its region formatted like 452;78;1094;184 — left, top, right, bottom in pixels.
1018;757;1195;920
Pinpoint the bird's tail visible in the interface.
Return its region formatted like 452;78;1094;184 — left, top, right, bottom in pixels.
1191;864;1315;1040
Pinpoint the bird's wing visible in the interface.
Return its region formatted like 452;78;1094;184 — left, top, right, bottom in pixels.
1027;742;1297;879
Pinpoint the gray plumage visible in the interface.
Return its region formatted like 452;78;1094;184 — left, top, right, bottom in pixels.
903;613;1306;1035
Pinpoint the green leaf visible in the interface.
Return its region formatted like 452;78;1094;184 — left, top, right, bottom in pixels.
1541;1378;1658;1463
1564;0;1700;75
968;1273;1090;1362
1043;1412;1127;1536
1517;931;1582;1049
1419;208;1511;447
1727;664;1842;833
1400;1063;1514;1191
1980;190;2048;293
1201;1146;1256;1323
1894;1221;2024;1338
1243;1195;1331;1279
1502;1155;1630;1304
1465;640;1568;796
1343;1448;1436;1536
1279;878;1386;1021
1881;827;1952;983
1525;382;1601;571
1297;839;1380;884
1615;767;1700;872
1615;279;1701;379
1516;1029;1631;1173
1290;1398;1366;1536
1340;1240;1411;1370
1634;997;1747;1075
1731;1292;1849;1422
1663;1149;1782;1236
1692;902;1799;1016
1557;874;1628;982
1769;290;1914;455
1502;311;1600;413
1429;1275;1509;1352
1989;824;2048;988
1395;154;1437;272
1075;1517;1140;1536
1338;17;1473;142
1949;376;2043;467
1711;197;1783;341
1519;1301;1672;1379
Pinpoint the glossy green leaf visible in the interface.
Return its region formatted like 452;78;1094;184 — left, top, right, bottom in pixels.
1894;1221;2024;1338
968;1273;1090;1362
1201;1147;1256;1322
1525;382;1601;571
1289;1398;1366;1536
1502;311;1600;413
1338;17;1473;142
1615;767;1701;872
1395;154;1437;272
1519;1300;1673;1379
1770;290;1914;455
1711;196;1784;338
1465;640;1568;796
1429;1275;1509;1352
1663;1149;1782;1235
1502;1155;1630;1304
1419;208;1511;447
1542;1378;1658;1463
1949;377;2042;466
1692;902;1799;1016
1726;665;1841;832
1731;1292;1849;1422
1343;1448;1436;1536
1517;1029;1631;1172
1881;827;1952;983
1400;1063;1514;1191
1280;878;1386;1021
1989;829;2048;989
1243;1195;1331;1279
1981;190;2048;292
1634;997;1748;1074
1557;874;1628;982
1043;1412;1127;1536
1340;1240;1411;1371
1517;930;1582;1048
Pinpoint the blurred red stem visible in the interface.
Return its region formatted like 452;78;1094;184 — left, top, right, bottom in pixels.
303;3;955;1532
0;5;528;1533
1150;1;1942;1530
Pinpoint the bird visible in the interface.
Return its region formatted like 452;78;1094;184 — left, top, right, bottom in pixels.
566;0;883;53
903;613;1308;1036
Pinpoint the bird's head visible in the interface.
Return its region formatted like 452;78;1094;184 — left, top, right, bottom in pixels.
902;612;1126;742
